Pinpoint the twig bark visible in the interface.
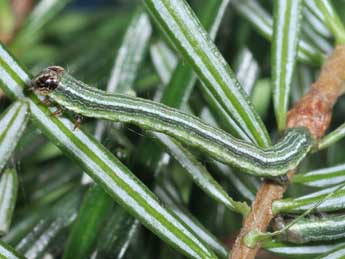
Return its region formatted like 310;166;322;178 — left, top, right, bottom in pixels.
230;45;345;259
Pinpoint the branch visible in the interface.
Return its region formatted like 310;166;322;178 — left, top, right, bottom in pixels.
0;0;33;44
230;45;345;259
11;0;34;31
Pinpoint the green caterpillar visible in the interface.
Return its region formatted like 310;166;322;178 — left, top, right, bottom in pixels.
31;66;313;177
273;214;345;244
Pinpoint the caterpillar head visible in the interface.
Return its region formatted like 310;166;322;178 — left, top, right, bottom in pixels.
32;66;65;95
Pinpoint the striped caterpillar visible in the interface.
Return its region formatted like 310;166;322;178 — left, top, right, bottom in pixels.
31;66;313;177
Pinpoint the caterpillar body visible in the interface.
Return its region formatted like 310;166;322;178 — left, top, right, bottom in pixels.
32;66;313;177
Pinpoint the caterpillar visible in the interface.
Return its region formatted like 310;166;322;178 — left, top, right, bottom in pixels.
273;214;345;244
31;66;313;177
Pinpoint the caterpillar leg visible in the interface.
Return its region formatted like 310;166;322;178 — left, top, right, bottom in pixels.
41;96;52;105
51;106;63;116
268;174;289;186
73;114;83;130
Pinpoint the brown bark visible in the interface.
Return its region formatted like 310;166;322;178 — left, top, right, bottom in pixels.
230;45;345;259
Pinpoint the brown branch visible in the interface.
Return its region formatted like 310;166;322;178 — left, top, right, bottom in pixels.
11;0;34;31
0;0;33;100
230;45;345;259
0;0;34;44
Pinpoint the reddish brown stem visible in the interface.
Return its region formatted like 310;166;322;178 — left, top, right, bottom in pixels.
12;0;34;31
230;45;345;259
0;0;34;44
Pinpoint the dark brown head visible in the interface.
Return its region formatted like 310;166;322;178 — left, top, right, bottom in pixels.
32;66;65;95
